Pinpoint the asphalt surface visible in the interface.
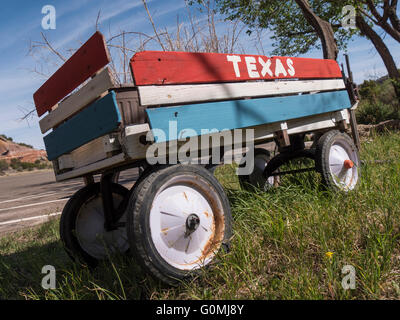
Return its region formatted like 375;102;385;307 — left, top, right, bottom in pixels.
0;169;139;237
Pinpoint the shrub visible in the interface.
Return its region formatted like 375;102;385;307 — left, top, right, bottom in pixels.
356;101;399;124
8;158;52;171
357;78;400;124
0;134;12;141
17;143;33;149
0;160;8;171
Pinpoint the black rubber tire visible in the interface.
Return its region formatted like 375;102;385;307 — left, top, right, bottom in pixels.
238;148;277;190
60;183;129;267
127;164;232;286
315;130;360;192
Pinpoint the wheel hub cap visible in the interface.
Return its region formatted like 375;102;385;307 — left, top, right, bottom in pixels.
328;142;358;190
150;183;220;270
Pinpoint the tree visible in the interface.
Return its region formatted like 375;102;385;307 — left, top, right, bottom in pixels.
216;0;355;59
355;0;400;43
355;12;400;99
216;0;400;102
294;0;338;59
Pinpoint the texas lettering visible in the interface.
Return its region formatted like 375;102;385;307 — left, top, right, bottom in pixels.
227;54;295;79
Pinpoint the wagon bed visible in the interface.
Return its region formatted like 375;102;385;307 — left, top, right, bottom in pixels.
34;32;358;183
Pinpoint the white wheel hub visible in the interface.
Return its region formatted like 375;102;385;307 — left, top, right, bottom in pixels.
328;142;359;190
150;184;220;270
76;195;129;260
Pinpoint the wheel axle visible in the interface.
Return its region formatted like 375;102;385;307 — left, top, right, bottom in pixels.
185;213;200;237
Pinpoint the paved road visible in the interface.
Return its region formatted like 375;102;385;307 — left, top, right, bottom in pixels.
0;169;139;237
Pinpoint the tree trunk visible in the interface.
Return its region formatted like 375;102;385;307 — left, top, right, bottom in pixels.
356;14;400;103
294;0;338;60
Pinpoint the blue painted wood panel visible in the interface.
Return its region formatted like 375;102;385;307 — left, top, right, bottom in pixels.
146;90;351;143
44;91;121;160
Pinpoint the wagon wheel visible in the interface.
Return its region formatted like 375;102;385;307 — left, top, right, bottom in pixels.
60;183;129;267
315;130;360;192
238;148;278;190
127;164;232;285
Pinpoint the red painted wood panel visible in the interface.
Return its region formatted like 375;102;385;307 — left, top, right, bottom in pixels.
34;31;111;117
131;51;342;86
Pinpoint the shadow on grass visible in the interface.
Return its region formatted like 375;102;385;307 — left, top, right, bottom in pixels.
0;231;167;300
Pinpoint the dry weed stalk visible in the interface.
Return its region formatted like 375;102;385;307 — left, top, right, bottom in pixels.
25;0;256;119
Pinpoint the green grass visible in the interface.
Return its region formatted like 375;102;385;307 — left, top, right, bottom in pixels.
1;132;400;300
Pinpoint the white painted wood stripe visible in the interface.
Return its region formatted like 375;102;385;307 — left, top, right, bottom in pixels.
55;153;126;182
138;79;346;106
57;133;122;171
39;67;115;134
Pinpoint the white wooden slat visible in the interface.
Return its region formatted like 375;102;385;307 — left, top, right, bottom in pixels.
57;133;121;171
138;79;346;106
54;109;349;182
122;110;348;161
55;153;126;182
39;67;115;134
120;124;151;160
58;154;74;171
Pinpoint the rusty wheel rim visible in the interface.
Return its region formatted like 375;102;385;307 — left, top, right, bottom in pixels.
149;175;225;271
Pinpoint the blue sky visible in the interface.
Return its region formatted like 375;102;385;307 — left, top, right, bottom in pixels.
0;0;399;150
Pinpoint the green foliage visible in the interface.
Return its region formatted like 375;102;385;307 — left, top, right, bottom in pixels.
17;143;33;149
357;78;400;124
215;0;358;57
0;134;33;148
0;134;13;142
0;160;8;171
9;158;52;172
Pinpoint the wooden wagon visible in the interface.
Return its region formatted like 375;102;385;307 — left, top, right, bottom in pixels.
34;32;360;285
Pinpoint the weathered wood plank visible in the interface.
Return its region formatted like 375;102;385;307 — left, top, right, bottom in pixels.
120;124;151;160
138;79;345;106
58;154;74;171
146;90;352;143
44;91;121;161
55;153;126;182
122;110;349;162
131;51;342;86
39;68;115;133
57;133;121;170
34;31;111;116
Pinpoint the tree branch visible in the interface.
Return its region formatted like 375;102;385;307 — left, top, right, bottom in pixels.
40;32;66;62
363;0;400;42
142;0;166;51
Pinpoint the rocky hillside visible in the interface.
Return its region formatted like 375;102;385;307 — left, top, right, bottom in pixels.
0;135;47;163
